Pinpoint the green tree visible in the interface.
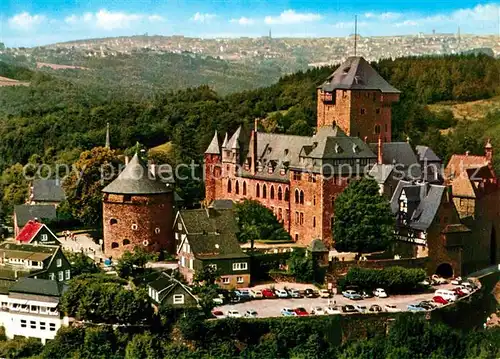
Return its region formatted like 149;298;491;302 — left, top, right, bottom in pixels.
125;332;163;359
65;251;101;277
333;177;394;254
0;337;43;359
116;246;156;279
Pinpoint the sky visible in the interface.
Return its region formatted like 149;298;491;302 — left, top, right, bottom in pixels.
0;0;499;47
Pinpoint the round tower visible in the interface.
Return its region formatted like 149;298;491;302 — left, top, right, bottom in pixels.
102;153;174;259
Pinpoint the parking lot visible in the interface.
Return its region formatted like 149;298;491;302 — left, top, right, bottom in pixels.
213;282;469;318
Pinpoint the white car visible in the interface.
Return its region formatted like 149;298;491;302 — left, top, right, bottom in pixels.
455;285;471;295
431;275;447;285
354;304;367;313
319;289;331;298
325;306;341;315
275;289;289;298
227;310;242;318
373;288;388;298
213;294;224;305
310;306;326;315
450;277;462;285
250;289;263;299
288;289;301;298
384;304;400;313
244;310;258;318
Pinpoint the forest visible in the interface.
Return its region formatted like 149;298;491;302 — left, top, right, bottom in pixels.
0;54;498;213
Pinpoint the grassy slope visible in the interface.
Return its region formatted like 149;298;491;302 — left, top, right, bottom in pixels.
428;95;500;121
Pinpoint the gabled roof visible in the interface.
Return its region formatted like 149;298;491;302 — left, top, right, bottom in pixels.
320;57;400;93
31;179;66;202
370;142;421;179
445;154;490;180
14;205;57;227
368;164;395;184
16;220;43;243
177;208;238;235
102;153;171;195
148;272;198;303
205;131;221;155
9;278;65;297
416;146;441;163
209;199;234;210
185;232;248;260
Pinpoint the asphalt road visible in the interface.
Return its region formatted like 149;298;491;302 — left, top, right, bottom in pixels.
214;283;462;318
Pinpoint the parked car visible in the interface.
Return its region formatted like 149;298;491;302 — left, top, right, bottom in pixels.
342;290;362;300
294;307;309;316
354;304;367;313
432;296;448;305
311;306;326;315
419;278;431;286
212;310;225;319
361;291;374;299
373;288;388;298
288;288;302;298
235;289;251;300
450;276;462;285
281;308;297;317
407;304;426;312
435;289;458;302
455;285;471;295
460;281;477;291
244;310;258;318
275;289;289;298
319;289;331;298
213;294;224;305
431;275;448;285
417;301;435;310
453;287;467;297
325;306;341;315
369;304;383;313
227;309;242;318
304;288;319;298
262;289;276;299
250;289;263;299
384;304;400;313
342;305;357;313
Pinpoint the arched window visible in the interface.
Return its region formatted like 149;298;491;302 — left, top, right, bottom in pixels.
284;188;290;201
243;182;247;195
263;184;267;199
295;189;299;203
313;195;316;205
256;183;260;197
278;186;283;201
313;217;316;228
300;191;304;204
227;179;232;193
374;124;381;134
270;186;275;199
111;242;119;249
235;180;240;195
110;218;117;225
123;239;130;245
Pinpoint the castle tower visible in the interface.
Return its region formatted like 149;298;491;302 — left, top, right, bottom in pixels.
317;57;400;143
102;153;174;258
204;132;222;204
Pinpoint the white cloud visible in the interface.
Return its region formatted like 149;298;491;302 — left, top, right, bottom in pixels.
395;20;419;27
451;3;499;21
364;12;401;20
191;12;216;23
333;21;368;29
94;10;142;30
230;17;255;25
8;12;46;30
148;15;165;22
264;10;322;25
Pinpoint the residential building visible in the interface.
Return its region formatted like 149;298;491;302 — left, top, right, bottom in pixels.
147;272;198;307
28;179;66;206
15;220;60;246
102;153;175;259
13;204;56;237
0;278;68;344
177;232;250;288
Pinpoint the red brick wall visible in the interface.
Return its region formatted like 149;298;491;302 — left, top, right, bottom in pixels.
320;175;350;247
317;89;351;132
103;192;174;259
204;154;222;204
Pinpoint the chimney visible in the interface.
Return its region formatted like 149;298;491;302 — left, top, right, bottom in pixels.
485;138;493;167
377;136;383;164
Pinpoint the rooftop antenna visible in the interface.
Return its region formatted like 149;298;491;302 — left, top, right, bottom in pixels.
354;15;358;56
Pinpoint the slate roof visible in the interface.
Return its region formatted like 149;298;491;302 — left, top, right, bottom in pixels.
31;179;66;202
102;153;171;195
186;232;248;260
416;146;441;163
148;272;198;303
205;131;221;154
14;204;57;227
9;278;65;297
209;199;234;210
320;57;400;93
390;180;446;231
178;208;238;235
370;142;421;179
368;164;395;184
308;239;328;253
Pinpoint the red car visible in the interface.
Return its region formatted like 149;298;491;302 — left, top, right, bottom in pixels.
453;288;466;297
262;289;276;298
294;307;309;316
432;296;448;305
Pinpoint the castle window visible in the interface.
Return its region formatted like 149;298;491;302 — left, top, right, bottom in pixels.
374;125;381;134
295;211;299;224
300;213;304;225
295;234;299;241
227;180;232;193
293;172;302;181
313;217;316;228
300;191;304;205
309;173;317;183
123;195;132;202
262;184;267;198
284;188;290;201
278;208;283;220
131;224;138;230
243;181;247;195
360;108;366;115
295;189;299;203
155;228;160;234
110;218;118;225
376;108;381;114
270;186;275;199
278;186;283;201
256;183;260;197
313;195;316;205
111;242;119;249
235;181;240;195
123;239;130;245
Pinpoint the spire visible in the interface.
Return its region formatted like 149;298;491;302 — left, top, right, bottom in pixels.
205;131;221;155
222;133;229;148
105;122;110;149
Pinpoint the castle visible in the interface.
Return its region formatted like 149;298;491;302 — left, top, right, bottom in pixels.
204;57;401;247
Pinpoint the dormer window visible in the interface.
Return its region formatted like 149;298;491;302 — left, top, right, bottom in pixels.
267;147;272;154
284;149;289;156
352;144;360;153
280;168;286;176
335;143;343;153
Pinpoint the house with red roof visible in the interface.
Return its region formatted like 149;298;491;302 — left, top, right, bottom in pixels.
15;220;60;246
